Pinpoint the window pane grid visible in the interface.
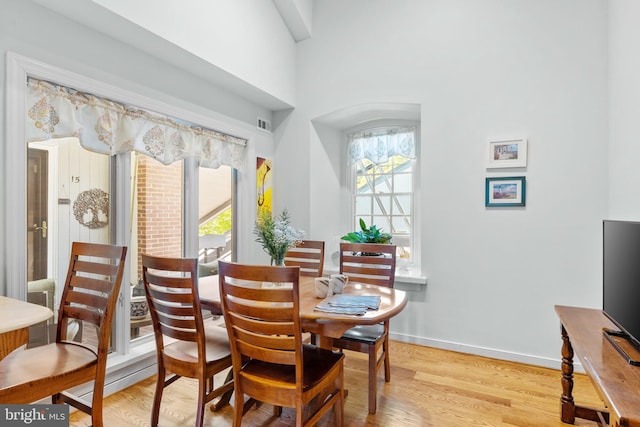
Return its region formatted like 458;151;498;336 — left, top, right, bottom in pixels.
350;130;416;262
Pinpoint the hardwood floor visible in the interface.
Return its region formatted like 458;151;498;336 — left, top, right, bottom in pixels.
70;341;603;426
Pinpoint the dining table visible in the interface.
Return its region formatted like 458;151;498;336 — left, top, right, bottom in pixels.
197;274;407;412
198;274;408;349
0;296;53;359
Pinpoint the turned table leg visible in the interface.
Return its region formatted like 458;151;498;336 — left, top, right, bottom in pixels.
560;324;576;424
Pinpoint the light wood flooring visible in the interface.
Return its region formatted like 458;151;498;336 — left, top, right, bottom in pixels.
70;341;603;426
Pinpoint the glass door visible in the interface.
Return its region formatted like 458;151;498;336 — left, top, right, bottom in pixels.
26;137;111;348
27;147;48;282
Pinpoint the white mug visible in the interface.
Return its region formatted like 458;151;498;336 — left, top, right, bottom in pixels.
329;274;348;295
314;277;331;298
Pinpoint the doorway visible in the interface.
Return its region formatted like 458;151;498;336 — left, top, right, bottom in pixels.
26;138;111;348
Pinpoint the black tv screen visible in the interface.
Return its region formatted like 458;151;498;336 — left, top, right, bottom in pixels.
603;220;640;348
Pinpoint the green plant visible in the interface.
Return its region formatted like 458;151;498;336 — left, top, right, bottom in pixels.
199;207;232;235
341;219;392;244
254;209;305;265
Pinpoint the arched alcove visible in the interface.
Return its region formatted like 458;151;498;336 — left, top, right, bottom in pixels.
308;102;422;268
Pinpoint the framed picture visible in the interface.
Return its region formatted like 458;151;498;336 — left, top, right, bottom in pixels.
485;176;526;207
486;138;527;168
256;157;272;217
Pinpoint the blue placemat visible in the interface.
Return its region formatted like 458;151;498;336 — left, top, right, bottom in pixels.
314;294;381;315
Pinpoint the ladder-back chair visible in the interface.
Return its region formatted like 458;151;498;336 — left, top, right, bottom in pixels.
284;240;325;277
335;242;396;414
142;255;233;427
218;261;344;427
0;242;127;427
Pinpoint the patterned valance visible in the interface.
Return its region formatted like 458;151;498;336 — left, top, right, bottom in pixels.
26;79;246;170
348;126;416;165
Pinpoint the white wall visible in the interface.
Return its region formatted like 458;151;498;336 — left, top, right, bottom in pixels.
34;0;297;109
277;0;610;367
609;0;640;218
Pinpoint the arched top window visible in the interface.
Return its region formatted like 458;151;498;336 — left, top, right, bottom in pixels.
347;125;418;264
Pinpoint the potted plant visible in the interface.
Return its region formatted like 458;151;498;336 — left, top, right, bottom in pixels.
341;219;392;255
341;219;392;244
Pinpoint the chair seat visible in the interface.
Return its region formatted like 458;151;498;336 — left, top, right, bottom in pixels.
0;342;97;403
338;323;385;344
163;322;231;364
242;345;343;391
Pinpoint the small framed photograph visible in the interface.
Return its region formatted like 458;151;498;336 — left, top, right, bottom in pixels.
485;176;526;207
487;138;527;168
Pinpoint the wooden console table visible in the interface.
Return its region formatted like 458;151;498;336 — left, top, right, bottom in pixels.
555;305;640;427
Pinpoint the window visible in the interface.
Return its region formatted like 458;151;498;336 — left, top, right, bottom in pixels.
348;125;417;263
197;165;233;267
128;154;184;340
7;52;250;400
12;62;246;350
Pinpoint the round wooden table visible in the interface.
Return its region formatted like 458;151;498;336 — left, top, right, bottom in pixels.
0;296;53;359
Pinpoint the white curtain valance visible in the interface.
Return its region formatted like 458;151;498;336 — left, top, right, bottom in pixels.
348;126;416;165
26;79;246;170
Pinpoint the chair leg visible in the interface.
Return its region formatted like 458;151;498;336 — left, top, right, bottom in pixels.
233;387;244;427
383;336;391;382
151;368;166;427
273;405;283;417
295;403;303;426
335;371;345;427
368;345;377;414
196;378;206;427
91;376;105;427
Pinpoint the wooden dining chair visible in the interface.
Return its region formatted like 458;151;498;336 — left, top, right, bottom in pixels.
335;242;396;414
284;240;325;277
142;255;234;427
0;242;127;427
218;261;344;427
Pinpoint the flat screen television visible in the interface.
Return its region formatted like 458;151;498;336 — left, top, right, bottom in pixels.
603;219;640;365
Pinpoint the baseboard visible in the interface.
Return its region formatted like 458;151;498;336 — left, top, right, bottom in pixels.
103;364;157;396
388;331;585;374
66;347;158;403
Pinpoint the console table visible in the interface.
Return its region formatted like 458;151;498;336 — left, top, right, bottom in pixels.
555;305;640;427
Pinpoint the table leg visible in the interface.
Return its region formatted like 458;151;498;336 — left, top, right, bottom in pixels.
560;324;576;424
317;335;334;350
210;369;234;412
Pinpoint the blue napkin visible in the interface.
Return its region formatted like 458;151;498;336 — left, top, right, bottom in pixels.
314;294;381;315
314;299;368;315
327;294;381;310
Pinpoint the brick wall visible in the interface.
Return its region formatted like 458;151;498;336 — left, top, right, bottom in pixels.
136;156;182;279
